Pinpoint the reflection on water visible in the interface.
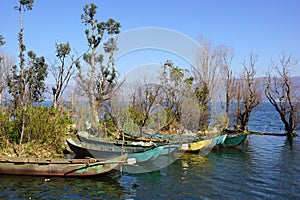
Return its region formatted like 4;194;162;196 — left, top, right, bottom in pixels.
1;103;300;199
0;135;300;199
0;174;129;199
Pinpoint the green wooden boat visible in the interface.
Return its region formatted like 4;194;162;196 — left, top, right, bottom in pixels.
66;138;165;163
123;131;200;142
215;134;247;148
160;143;181;155
77;131;156;153
209;134;227;147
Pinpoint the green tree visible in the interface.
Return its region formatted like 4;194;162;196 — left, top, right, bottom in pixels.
194;84;210;130
14;0;34;106
6;0;48;147
159;60;194;132
26;51;48;102
10;0;34;147
0;35;5;47
76;3;120;131
51;42;77;109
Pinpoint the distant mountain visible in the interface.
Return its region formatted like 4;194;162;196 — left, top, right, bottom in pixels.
291;76;300;87
43;76;300;102
258;76;300;101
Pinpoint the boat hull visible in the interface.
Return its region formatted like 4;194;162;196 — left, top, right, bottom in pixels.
0;154;127;177
67;138;164;163
77;131;156;153
216;134;247;148
179;138;214;152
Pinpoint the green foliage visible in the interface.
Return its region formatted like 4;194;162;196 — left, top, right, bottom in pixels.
195;84;210;130
56;42;71;59
128;84;161;135
81;3;120;49
8;0;48;119
128;104;148;129
159;61;194;128
18;0;34;11
52;42;76;110
27;51;48;102
0;35;5;46
7;51;48;111
99;113;117;137
0;107;11;148
195;84;210;107
0;105;73;156
76;3;121;126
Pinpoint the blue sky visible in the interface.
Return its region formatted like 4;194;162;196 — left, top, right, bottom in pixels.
1;0;300;77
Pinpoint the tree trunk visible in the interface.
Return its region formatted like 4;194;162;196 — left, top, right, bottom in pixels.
53;93;58;109
19;106;26;146
139;126;143;137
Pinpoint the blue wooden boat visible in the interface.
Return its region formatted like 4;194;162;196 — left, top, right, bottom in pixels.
66;138;165;163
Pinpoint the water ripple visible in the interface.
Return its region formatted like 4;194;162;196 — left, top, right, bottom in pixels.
1;113;300;199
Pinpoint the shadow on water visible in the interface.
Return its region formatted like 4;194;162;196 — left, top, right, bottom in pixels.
123;135;300;199
275;136;300;199
235;134;300;199
122;154;180;174
1;135;299;199
0;173;131;199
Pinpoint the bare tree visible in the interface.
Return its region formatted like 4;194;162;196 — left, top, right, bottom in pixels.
233;53;262;131
265;54;299;137
193;36;222;130
50;42;77;109
219;45;235;128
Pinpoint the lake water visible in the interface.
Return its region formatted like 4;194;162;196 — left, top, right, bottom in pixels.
1;103;300;199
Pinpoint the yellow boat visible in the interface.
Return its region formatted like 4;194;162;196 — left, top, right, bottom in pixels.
180;138;214;152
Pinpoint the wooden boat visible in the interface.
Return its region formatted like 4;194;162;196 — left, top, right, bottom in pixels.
160;143;181;155
179;138;214;152
215;134;247;148
128;146;164;162
0;154;127;177
122;131;169;144
77;131;156;153
178;134;227;153
209;134;227;146
66;138;165;163
123;131;225;144
147;132;212;142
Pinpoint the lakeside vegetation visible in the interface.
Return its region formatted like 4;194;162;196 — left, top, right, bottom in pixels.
0;1;299;158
